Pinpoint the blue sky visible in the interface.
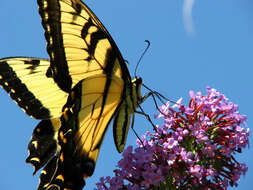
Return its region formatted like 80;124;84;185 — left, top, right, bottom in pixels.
0;0;252;189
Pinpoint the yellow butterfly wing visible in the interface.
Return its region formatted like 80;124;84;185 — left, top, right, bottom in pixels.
72;74;123;162
38;0;131;92
0;57;68;119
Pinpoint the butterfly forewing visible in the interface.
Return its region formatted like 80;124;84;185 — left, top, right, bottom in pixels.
37;0;131;92
0;57;68;119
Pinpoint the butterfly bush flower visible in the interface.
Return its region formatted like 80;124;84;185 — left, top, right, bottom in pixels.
96;87;249;190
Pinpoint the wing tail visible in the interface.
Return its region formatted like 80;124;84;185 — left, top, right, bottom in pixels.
26;119;60;175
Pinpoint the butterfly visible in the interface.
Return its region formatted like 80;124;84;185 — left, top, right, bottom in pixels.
0;0;149;189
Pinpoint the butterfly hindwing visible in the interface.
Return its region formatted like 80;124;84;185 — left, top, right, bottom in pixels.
64;74;123;168
0;57;68;119
37;156;60;190
33;74;125;189
37;110;87;190
26;119;60;175
113;78;142;152
113;101;132;153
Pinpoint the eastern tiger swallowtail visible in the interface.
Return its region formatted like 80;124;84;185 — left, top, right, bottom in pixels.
0;0;148;189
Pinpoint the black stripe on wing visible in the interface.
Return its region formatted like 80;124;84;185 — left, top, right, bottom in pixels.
37;0;72;92
37;0;132;93
0;59;51;119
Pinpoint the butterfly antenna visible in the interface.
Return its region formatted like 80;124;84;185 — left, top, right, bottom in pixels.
134;40;151;77
141;83;182;118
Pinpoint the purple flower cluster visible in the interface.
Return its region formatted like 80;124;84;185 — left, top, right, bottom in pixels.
95;87;249;190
